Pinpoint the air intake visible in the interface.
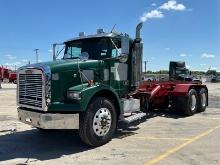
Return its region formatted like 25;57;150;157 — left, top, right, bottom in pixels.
79;32;85;37
97;29;105;34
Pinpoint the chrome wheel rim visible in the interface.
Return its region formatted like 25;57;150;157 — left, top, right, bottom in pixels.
201;93;206;107
93;108;111;136
190;95;197;111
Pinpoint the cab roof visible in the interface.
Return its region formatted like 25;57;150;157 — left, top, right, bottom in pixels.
64;32;127;43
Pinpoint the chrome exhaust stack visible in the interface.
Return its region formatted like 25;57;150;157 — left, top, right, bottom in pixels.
131;22;143;90
135;22;143;42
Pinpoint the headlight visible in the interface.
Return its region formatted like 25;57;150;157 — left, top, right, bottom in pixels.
67;91;81;100
52;73;59;80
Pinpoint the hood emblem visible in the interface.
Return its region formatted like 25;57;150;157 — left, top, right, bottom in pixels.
25;70;33;74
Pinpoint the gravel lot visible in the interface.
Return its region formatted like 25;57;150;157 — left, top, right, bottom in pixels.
0;83;219;165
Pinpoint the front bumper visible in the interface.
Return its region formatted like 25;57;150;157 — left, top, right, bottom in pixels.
17;108;79;129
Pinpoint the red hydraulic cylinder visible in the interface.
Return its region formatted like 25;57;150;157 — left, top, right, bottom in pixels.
149;85;161;100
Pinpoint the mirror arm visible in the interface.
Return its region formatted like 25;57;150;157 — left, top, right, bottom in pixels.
53;43;64;61
110;38;121;56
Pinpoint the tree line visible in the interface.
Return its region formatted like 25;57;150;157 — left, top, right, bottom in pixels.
145;70;220;76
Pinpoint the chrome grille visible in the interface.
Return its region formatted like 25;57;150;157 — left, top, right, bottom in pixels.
18;72;43;109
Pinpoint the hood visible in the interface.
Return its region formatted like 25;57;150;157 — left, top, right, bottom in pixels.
20;59;100;73
178;74;193;81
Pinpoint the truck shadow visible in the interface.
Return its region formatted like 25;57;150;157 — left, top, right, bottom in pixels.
0;129;91;162
147;109;189;119
0;110;189;162
115;109;188;139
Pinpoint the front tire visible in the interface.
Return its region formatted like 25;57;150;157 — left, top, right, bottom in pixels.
13;79;17;84
79;97;117;146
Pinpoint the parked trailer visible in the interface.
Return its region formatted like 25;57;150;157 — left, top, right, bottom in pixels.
137;81;207;116
17;22;208;146
0;66;17;84
9;72;17;83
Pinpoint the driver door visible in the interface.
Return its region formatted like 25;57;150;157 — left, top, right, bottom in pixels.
109;37;130;96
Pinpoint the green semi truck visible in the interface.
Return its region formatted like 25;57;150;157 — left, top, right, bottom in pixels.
17;23;208;146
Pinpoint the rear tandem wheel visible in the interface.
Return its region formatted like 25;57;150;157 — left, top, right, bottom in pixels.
197;88;208;112
185;89;198;115
172;89;198;116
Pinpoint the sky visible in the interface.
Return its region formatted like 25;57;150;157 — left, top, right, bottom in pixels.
0;0;219;71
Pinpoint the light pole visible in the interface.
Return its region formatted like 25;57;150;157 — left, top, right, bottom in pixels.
34;49;39;63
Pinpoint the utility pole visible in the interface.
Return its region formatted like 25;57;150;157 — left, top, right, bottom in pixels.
144;61;147;73
144;60;149;73
34;49;39;63
0;65;3;89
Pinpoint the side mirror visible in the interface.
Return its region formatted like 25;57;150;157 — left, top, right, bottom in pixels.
121;36;129;55
53;43;64;61
118;54;128;63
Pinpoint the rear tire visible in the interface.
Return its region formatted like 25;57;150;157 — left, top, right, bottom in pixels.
79;97;117;146
197;88;207;112
171;89;198;116
184;89;198;116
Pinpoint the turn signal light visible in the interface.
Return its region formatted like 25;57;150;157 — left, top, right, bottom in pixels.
88;80;94;86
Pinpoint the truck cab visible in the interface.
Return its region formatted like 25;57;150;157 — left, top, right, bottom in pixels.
169;61;199;82
17;24;143;146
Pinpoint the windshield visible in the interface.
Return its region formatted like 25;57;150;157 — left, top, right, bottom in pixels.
176;68;189;75
63;38;110;60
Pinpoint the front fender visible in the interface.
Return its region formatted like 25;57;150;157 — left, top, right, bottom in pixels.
68;83;122;112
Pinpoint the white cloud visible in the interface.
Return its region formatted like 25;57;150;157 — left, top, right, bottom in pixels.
150;57;156;60
165;47;171;51
3;59;30;70
21;59;28;63
152;3;157;7
15;61;21;65
200;63;207;66
8;56;16;60
159;0;186;11
9;56;16;60
4;54;12;57
186;65;191;68
4;54;16;60
4;61;22;68
48;49;53;52
140;0;186;22
201;53;215;59
180;53;192;57
140;10;164;22
206;66;218;70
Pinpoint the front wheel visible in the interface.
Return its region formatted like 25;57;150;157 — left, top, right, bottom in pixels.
13;79;17;84
79;97;117;146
